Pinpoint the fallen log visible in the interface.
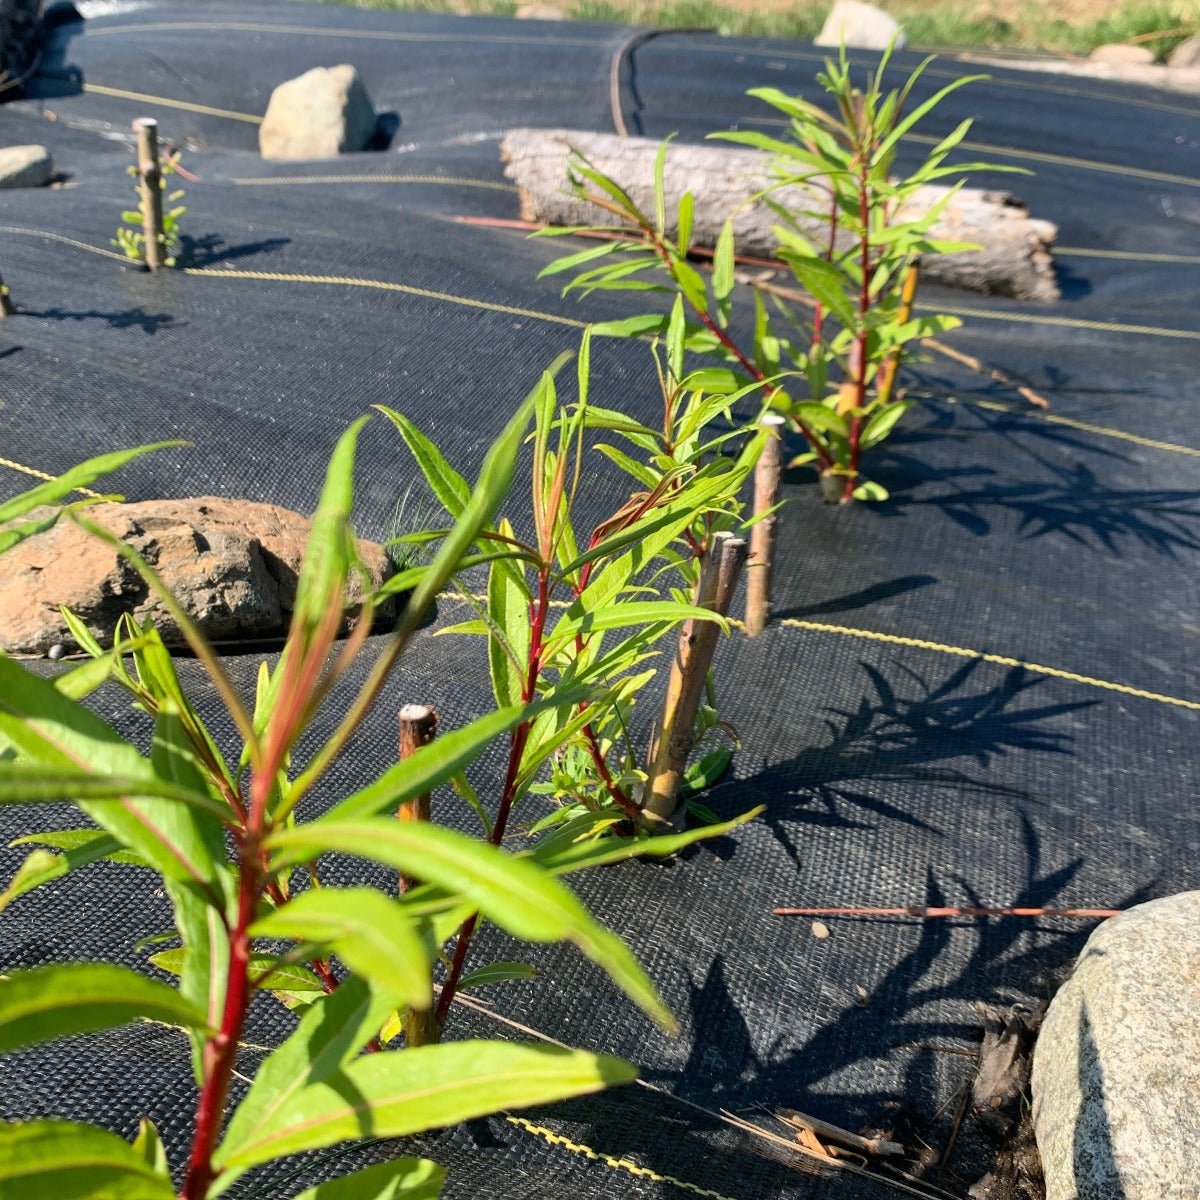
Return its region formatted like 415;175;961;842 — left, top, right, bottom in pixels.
500;128;1059;302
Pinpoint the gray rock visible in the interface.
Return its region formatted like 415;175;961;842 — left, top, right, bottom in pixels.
1031;892;1200;1200
0;497;394;654
259;64;378;161
1089;43;1156;65
1168;32;1200;69
0;144;52;189
815;1;905;50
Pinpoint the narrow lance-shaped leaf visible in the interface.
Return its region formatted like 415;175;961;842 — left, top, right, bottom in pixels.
287;1159;445;1200
268;818;676;1031
0;1120;175;1200
213;977;409;1190
214;1040;637;1172
0;963;209;1054
250;888;431;1011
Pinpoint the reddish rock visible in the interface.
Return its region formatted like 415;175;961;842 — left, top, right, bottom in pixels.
0;497;393;655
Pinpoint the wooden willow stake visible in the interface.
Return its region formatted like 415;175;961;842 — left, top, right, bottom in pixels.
396;703;440;1047
643;532;748;821
744;414;786;637
133;117;166;271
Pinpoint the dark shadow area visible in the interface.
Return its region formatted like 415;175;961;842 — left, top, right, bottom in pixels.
1074;1005;1127;1199
25;4;84;102
176;234;291;268
879;457;1200;556
20;305;177;334
1053;261;1093;302
708;659;1093;861
775;574;939;622
369;111;401;151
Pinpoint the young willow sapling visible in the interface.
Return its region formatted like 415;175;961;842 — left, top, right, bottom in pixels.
537;46;1016;502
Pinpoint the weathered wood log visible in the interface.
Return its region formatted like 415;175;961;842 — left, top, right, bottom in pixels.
500;128;1059;302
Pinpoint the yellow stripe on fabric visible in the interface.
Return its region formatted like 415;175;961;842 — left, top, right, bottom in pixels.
0;455;103;499
923;302;1200;342
0;225;127;262
1057;246;1200;265
947;396;1200;458
180;266;588;328
81;82;263;124
905;131;1199;188
771;618;1200;712
505;1116;747;1200
229;173;516;191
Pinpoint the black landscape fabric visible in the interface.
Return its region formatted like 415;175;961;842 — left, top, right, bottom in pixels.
0;2;1198;1197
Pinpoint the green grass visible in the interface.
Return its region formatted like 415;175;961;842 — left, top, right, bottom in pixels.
303;0;1198;58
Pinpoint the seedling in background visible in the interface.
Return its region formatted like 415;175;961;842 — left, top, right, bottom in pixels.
0;263;13;317
539;46;1014;502
114;117;186;269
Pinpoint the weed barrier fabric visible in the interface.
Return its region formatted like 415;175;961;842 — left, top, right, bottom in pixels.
1;2;1198;1196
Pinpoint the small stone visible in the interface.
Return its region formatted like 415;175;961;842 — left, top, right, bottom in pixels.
1032;892;1200;1200
0;145;53;189
1089;43;1156;65
853;985;870;1007
811;920;830;940
1167;32;1200;69
815;1;905;51
47;643;65;660
259;65;378;161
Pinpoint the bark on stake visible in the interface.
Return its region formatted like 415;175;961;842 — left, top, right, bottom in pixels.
133;117;166;271
643;532;748;821
744;414;786;637
0;266;13;317
397;703;440;1046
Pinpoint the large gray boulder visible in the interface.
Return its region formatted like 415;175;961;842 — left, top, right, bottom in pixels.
0;144;51;188
0;497;394;654
259;64;377;161
815;1;905;50
1031;892;1200;1200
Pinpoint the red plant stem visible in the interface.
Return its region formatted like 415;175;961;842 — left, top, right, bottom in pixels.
772;905;1121;919
435;569;552;1026
180;835;261;1200
646;235;836;473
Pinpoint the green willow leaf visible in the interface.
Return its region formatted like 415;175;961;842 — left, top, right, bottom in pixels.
0;1120;175;1200
532;807;763;874
0;659;230;892
376;408;471;518
457;961;538;991
267;819;675;1031
251;888;431;1010
0;442;182;527
0;963;208;1054
290;416;369;639
288;1159;445;1200
215;1040;637;1172
319;703;531;822
213;977;396;1194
